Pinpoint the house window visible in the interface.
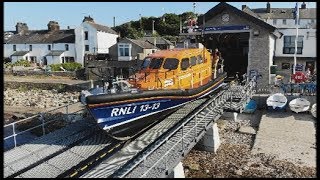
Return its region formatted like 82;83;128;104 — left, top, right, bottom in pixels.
48;45;51;50
65;44;69;51
29;45;32;51
84;31;88;40
13;45;16;51
30;56;37;63
64;57;75;63
118;44;130;56
311;19;315;23
282;19;286;25
85;45;89;51
283;36;303;54
273;19;277;25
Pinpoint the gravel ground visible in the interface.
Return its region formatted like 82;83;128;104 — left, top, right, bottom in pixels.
182;111;316;178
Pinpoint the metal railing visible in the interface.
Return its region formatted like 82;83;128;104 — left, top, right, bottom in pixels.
255;82;316;96
4;102;85;151
112;90;230;178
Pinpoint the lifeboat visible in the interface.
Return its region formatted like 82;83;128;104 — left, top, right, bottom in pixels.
81;46;227;140
311;103;316;118
289;98;310;113
266;93;287;110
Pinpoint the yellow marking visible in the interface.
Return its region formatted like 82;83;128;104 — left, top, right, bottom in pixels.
115;144;121;148
100;153;106;158
70;171;78;177
80;165;88;171
108;148;114;153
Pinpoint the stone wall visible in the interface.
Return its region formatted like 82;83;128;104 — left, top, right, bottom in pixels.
4;69;86;80
4;81;90;92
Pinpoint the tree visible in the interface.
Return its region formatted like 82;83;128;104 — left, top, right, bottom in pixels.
112;11;200;39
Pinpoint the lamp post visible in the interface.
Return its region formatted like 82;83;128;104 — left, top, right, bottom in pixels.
139;14;143;32
152;20;155;35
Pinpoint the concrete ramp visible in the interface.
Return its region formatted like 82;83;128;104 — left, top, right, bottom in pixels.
252;111;316;167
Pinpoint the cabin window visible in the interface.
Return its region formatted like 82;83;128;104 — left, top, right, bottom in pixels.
141;57;151;69
181;58;190;70
29;45;32;51
65;44;69;51
190;56;197;66
149;58;163;69
48;45;51;50
13;45;16;51
197;55;203;64
163;58;179;70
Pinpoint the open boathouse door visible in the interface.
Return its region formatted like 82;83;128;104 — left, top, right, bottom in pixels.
202;26;250;79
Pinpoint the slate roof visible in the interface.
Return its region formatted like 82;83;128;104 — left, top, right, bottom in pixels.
124;38;158;49
86;22;118;35
4;29;75;44
46;50;65;56
11;51;29;56
201;2;276;32
140;37;173;45
249;8;316;19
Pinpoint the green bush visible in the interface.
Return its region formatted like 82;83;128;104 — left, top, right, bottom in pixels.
13;59;31;67
4;62;13;68
50;62;82;72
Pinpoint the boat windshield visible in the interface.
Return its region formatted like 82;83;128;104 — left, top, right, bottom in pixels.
149;58;164;69
141;57;152;69
163;58;179;70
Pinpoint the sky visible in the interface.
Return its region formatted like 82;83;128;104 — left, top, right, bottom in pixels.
4;2;317;31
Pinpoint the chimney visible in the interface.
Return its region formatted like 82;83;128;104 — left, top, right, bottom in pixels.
266;2;271;13
47;21;60;31
242;5;247;10
83;15;95;23
301;2;306;9
16;22;28;35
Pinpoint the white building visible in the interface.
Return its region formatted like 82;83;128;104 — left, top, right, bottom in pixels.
243;2;316;82
4;21;76;65
75;16;119;64
4;16;119;66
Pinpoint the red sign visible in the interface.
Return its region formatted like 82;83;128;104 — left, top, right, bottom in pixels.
291;72;306;83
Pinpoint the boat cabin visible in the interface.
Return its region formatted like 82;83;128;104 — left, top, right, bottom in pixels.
129;48;219;90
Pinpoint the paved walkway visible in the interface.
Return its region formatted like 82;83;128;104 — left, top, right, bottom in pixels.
252;111;316;167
